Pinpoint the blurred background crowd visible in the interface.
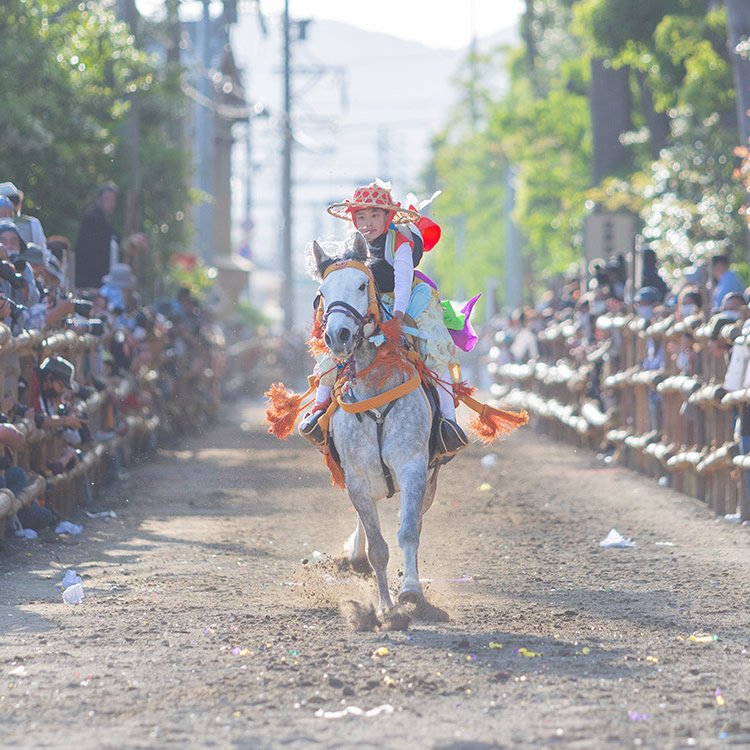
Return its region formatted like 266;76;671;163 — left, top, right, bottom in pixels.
484;247;748;398
0;179;223;539
481;245;750;506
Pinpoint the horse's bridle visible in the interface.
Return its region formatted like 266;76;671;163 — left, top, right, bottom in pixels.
319;260;381;351
319;259;415;498
322;299;370;329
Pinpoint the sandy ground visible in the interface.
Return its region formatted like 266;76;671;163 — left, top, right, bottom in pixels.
2;399;750;749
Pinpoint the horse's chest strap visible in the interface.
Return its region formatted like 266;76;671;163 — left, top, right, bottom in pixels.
363;400;397;498
336;372;421;413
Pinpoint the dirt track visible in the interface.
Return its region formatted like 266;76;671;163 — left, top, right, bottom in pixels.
2;398;750;749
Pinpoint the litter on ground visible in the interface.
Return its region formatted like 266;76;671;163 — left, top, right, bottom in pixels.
599;528;635;548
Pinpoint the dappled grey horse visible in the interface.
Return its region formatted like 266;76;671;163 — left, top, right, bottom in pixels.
312;234;440;613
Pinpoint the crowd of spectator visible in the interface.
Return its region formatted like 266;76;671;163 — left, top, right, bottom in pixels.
486;244;750;501
0;179;219;539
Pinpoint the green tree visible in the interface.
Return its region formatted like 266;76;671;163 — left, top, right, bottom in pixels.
425;1;590;304
0;0;190;295
585;4;745;266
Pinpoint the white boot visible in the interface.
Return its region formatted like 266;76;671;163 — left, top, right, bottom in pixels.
436;369;468;457
437;371;456;420
312;383;332;410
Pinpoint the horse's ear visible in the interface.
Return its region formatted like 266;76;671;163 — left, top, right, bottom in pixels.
351;232;369;262
312;240;331;276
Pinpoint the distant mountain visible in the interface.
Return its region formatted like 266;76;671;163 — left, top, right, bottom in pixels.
230;12;517;321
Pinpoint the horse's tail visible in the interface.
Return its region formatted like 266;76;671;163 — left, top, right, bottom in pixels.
264;380;315;439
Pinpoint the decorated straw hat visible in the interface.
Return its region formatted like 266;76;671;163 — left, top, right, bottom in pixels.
327;180;420;225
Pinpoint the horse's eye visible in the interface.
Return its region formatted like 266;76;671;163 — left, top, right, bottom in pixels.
358;282;367;292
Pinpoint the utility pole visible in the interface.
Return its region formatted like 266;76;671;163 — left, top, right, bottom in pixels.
281;0;293;331
197;0;214;263
469;0;478;129
117;0;141;239
455;215;466;301
504;165;522;311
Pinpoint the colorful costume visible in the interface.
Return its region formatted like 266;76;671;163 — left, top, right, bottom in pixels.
301;180;469;455
312;224;458;386
265;182;529;479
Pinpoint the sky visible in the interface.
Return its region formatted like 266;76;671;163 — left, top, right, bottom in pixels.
135;0;524;323
136;0;525;50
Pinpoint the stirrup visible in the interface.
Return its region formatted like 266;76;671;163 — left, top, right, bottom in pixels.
298;409;326;447
435;416;469;460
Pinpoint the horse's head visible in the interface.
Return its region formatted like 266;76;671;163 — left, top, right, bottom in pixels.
313;233;376;360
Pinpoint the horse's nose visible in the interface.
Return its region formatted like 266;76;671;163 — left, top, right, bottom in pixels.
326;327;351;353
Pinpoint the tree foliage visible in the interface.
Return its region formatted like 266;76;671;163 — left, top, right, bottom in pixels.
0;0;189;290
424;0;590;305
423;0;747;307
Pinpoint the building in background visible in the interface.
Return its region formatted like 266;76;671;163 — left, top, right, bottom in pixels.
182;1;252;317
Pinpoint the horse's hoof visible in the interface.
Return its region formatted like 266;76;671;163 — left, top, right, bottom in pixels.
377;601;394;618
398;587;423;605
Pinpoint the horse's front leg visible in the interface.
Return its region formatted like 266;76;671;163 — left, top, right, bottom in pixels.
394;459;428;604
346;478;393;613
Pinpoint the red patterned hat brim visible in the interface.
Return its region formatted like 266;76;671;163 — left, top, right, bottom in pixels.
327;200;420;224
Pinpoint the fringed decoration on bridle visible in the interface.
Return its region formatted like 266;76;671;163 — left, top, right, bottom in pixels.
355;316;412;388
453;380;477;401
399;362;528;444
378;316;401;347
460;394;529;444
323;449;346;489
264;379;316;439
307;305;329;357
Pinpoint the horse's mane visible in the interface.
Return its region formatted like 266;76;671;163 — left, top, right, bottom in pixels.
305;234;365;281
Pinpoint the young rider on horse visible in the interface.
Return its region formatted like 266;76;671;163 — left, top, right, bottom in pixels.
299;179;469;457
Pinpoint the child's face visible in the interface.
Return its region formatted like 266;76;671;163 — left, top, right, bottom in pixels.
353;208;388;242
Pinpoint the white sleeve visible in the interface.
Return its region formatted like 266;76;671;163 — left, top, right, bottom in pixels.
725;346;749;390
30;217;48;258
392;244;414;315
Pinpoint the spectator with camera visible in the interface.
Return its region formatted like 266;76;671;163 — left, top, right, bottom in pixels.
0;220;35;405
23;247;105;336
590;254;627;301
28;357;89;475
16;243;75;330
0;220;39;305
